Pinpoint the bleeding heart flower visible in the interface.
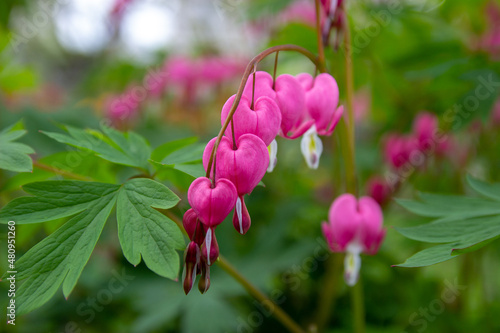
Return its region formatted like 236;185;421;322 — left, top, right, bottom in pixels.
242;71;276;102
366;177;392;207
383;133;418;170
187;177;238;228
182;241;200;295
322;194;385;286
413;111;439;153
294;73;343;169
242;71;313;139
296;73;343;136
221;94;281;147
203;134;269;234
201;227;219;266
203;134;269;196
182;208;198;240
233;195;252;235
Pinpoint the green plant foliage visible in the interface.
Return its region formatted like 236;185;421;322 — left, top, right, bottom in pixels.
0;179;184;314
149;137;206;179
42;124;152;171
395;175;500;267
0;121;34;172
117;178;184;279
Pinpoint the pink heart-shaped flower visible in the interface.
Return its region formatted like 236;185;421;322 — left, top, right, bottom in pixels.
203;134;269;196
187;177;238;228
323;193;385;254
242;71;276;102
274;74;313;138
297;73;341;135
221;94;281;146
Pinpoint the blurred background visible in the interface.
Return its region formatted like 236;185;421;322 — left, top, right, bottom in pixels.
1;0;500;332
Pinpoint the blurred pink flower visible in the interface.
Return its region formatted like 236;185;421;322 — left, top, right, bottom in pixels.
353;89;371;123
475;1;500;59
366;177;392;207
105;89;140;125
413;111;438;153
279;0;317;27
491;97;500;126
322;193;385;286
383;133;418;169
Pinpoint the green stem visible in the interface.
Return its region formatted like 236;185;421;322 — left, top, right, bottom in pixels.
342;13;358;196
314;253;343;331
217;256;306;333
164;211;306;333
351;278;365;333
315;0;326;67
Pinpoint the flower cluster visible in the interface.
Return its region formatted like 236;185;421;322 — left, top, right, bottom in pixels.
182;70;343;294
105;55;246;127
366;111;452;206
322;193;385;286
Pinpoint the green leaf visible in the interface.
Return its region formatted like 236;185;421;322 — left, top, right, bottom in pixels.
1;178;183;315
395;228;500;268
172;164;205;179
395;194;500;218
150;137;198;162
149;159;205;179
0;181;120;224
395;215;500;243
395;176;500;267
162;143;205;165
1;152;116;192
41;124;151;170
451;234;500;256
0;121;34;172
395;243;458;267
117;178;184;279
466;175;500;202
12;193;117;314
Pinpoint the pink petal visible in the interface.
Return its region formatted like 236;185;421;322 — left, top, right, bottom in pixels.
187;177;237;227
221;94;281;146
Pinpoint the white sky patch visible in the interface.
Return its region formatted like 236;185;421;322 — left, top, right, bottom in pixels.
54;0;114;55
120;2;176;60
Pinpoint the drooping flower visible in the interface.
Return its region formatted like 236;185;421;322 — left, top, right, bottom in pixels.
242;71;312;139
322;194;385;286
182;241;200;295
383;133;418;170
187;177;238;228
413;111;438;153
296;73;343;135
296;73;344;168
203;134;269;234
220;94;281;146
181;207;221;294
366;177;392;207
